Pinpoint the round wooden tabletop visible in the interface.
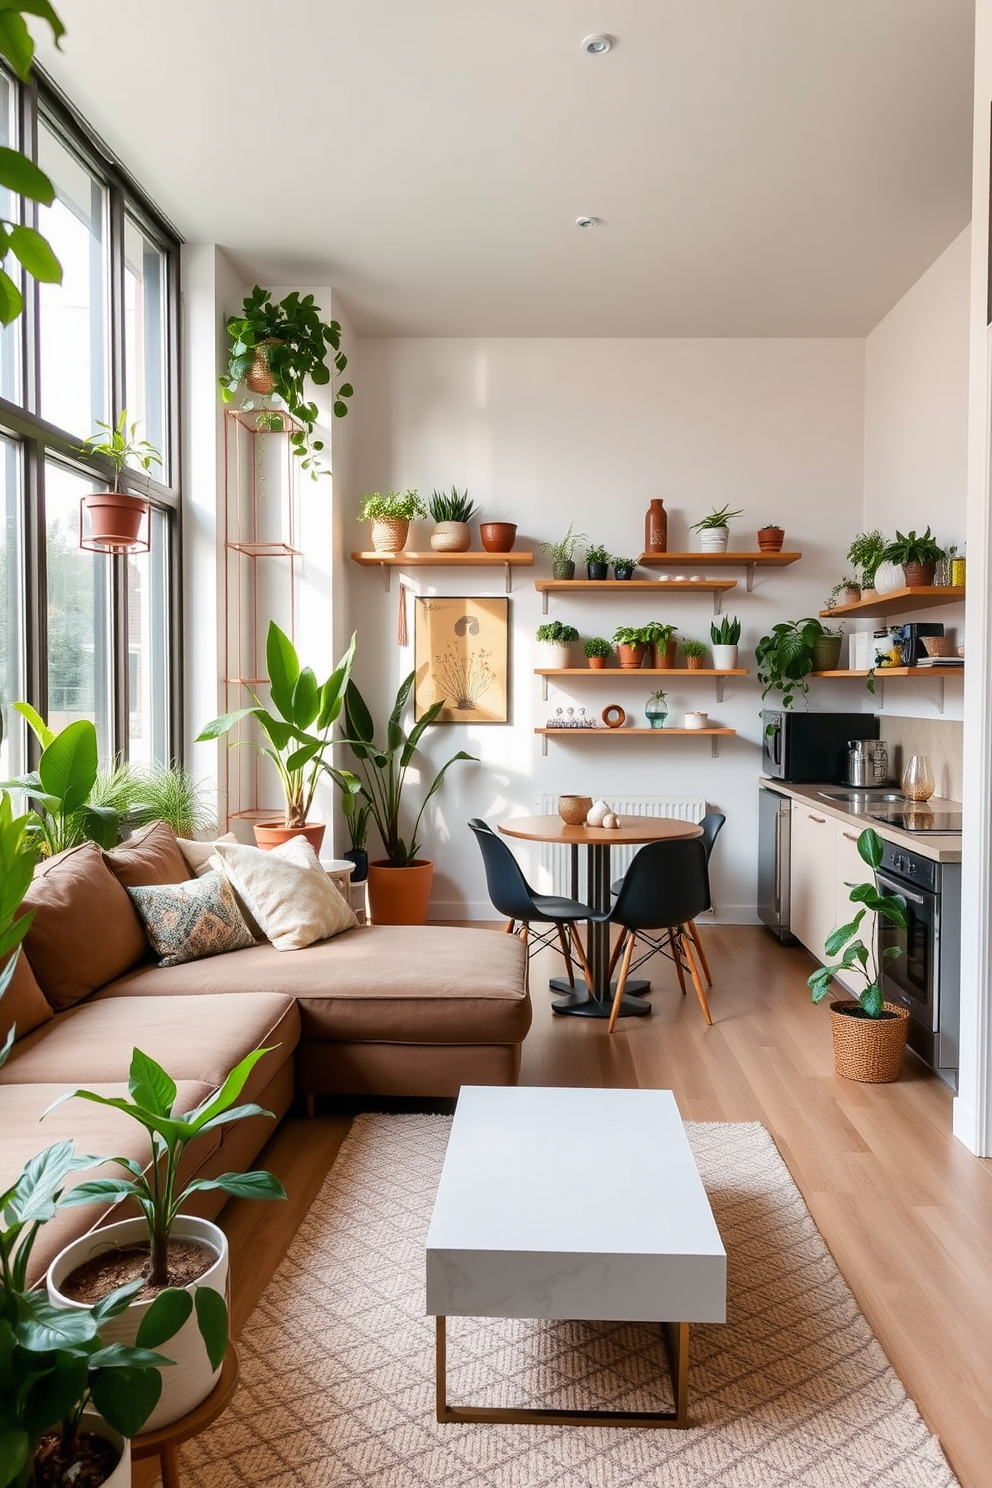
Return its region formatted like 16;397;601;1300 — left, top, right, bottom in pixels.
499;814;703;846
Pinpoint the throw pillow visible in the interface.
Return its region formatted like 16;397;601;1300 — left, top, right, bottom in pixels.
211;835;357;951
0;948;54;1046
104;820;193;890
176;832;238;877
127;871;256;968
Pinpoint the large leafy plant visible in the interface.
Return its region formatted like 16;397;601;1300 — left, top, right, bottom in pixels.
335;674;475;867
755;617;831;710
219;286;353;473
197;624;355;829
808;828;907;1018
0;792;37;1018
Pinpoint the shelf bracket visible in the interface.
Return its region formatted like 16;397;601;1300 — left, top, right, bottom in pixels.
745;563;756;593
711;736;722;759
716;678;726;704
541;589;549;614
712;591;723;616
378;562;392;592
541;675;549;702
911;676;946;714
504;562;512;594
541;734;548;757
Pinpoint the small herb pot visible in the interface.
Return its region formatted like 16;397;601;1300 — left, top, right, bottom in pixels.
586;561;609;580
756;526;785;553
613;562;635;580
552;559;576;580
617;642;647;669
587;655;607;669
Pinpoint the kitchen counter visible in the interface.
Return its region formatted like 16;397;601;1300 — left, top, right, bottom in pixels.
758;779;963;864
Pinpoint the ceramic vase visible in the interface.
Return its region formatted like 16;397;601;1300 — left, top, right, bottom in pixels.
644;499;668;553
712;644;738;670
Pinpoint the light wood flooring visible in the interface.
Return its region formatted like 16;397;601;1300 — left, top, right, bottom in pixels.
185;925;992;1488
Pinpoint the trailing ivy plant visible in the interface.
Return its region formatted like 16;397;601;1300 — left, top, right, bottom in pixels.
219;286;354;475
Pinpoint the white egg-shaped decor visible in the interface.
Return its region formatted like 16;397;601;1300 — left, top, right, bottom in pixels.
602;812;622;830
586;799;611;827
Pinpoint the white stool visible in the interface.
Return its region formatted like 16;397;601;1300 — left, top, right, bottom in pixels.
320;858;366;924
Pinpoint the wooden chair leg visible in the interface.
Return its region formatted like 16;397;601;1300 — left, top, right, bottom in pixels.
504;919;516;934
687;919;712;985
669;929;687;995
608;928;628;980
608;932;638;1034
556;922;576;987
567;923;596;990
680;931;713;1026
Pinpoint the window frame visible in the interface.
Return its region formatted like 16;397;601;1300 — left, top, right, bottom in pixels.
0;67;183;770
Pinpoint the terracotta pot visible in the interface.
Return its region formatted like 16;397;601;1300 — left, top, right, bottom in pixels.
617;642;647;669
558;795;593;825
902;561;936;588
367;859;433;924
587;655;607;669
685;655;704;669
82;491;149;548
653;638;678;669
370;518;410;553
253;821;326;853
479;522;517;552
843;586;862;605
756;527;785;552
430;521;471;552
829;1000;909;1083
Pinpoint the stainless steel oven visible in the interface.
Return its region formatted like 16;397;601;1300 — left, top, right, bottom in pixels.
876;841;961;1087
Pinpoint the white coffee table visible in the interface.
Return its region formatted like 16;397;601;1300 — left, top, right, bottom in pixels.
426;1085;726;1428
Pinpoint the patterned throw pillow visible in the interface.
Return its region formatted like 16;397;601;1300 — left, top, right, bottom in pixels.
127;871;256;968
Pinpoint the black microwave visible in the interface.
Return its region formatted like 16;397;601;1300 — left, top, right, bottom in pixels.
761;711;878;782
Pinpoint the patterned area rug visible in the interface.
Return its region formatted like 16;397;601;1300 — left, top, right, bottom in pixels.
175;1115;957;1487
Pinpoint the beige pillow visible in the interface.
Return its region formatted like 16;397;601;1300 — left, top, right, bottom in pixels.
177;832;238;876
211;836;357;951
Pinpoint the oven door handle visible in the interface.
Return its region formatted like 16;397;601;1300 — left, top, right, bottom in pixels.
879;881;928;906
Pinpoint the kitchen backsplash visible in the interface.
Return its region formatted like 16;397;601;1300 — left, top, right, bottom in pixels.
882;715;963;800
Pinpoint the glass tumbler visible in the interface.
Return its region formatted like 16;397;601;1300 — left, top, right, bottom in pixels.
901;754;935;802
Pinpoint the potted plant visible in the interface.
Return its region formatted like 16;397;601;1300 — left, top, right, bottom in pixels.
584;543;611;580
612;556;636;580
358;489;425;554
756;617;836;708
641;620;678;668
219;285;353;474
808;827;910;1082
756;523;785;553
681;639;708;670
341;790;370;883
710;614;741;670
583;637;613;669
428;487;477;553
846;530;885;594
479;520;517;553
536;621;578;669
196;623;356;853
46;1046;287;1432
690;505;743;554
335;674;476;924
825;579;862;610
644;688;669;729
541;523;587;581
78;411;160;550
878;527;945;588
612;625;648;670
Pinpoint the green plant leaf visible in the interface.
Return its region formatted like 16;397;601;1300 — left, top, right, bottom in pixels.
15;1294;97;1350
0;142;53;200
135;1287;193;1348
860;983;885;1018
128;1047;178;1118
12;699;55;749
8;223;60;282
266;622;300;721
182;1169;287;1201
344;680;375;749
38;718;98;815
808;966;835;1002
193;1285;229;1371
90;1364;163;1439
823;909;865;957
0;267;22;327
291;667;319;731
183;1046;277;1129
856;828;883;870
0;1429;28;1488
56;1176;143;1208
195;706;260;742
91;1278;146;1325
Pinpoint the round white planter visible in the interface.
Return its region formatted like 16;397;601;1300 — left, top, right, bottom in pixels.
538;641;571;669
872;559;904;594
77;1412;131;1488
698;527;729;553
47;1215;228;1432
430;521;471;552
712;644;738;670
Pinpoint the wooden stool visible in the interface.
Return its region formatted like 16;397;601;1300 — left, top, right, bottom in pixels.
131;1345;239;1488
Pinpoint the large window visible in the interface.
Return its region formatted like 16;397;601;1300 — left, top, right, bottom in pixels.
0;75;181;776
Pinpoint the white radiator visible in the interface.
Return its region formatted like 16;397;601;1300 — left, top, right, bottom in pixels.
537;794;707;897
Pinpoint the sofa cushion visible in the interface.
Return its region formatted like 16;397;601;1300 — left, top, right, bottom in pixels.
211;837;356;950
22;844;148;1010
128;871;256;967
103;820;193;890
0;949;53;1046
176;832;238;877
0;993;299;1098
95;926;531;1046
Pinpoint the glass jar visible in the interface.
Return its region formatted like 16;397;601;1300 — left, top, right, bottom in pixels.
901;755;935;802
645;690;668;730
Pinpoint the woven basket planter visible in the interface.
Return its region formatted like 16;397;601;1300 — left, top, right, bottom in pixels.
829;1000;909;1083
370;518;410;553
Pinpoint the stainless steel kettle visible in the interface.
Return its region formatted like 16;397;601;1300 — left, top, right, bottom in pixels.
844;739;890;787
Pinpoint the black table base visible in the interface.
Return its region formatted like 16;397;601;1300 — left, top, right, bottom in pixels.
550;978;652;1018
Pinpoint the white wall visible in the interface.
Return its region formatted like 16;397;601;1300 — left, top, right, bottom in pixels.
345;337;866;918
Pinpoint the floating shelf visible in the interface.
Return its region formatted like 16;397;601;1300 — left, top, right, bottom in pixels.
818;586;964;618
351;550;534;592
811;664;963;715
638;550;802;591
536;577;737;615
534;666;748;702
535;724;735;757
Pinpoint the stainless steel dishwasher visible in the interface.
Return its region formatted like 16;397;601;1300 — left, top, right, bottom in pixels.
758;784;796;943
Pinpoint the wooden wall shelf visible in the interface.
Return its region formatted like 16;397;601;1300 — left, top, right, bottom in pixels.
810;664;963;714
352;550;533;591
536;577;737;614
638;550;801;590
818;586;965;618
535;666;748;702
535;725;735;757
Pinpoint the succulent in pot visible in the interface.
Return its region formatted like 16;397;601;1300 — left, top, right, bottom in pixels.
878;527;945;588
428;486;477;552
541;523;587;581
78;411;160;551
681;638;708;670
536;621;579;669
45;1047;288;1432
583;636;613;669
826;579;861;610
358;489;425;554
756;523;785;552
691;505;743;553
584;542;611;580
710;614;741;670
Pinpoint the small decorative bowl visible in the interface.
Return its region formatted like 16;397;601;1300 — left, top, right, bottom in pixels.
684;711;709;730
558;794;593;825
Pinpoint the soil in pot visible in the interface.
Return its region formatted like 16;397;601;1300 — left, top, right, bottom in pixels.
59;1238;217;1304
34;1432;120;1488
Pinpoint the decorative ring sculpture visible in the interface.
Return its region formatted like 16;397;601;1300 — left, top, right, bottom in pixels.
601;704;626;729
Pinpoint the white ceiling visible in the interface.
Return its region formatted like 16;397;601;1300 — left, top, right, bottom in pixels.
37;0;975;337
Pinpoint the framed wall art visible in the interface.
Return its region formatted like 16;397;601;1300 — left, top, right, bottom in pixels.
414;596;509;723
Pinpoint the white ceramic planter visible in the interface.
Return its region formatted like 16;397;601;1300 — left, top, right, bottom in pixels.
872;559;904;594
538;641;571;669
712;644;738;670
430;521;471;552
78;1412;130;1488
698;527;729;553
684;711;710;729
48;1215;229;1432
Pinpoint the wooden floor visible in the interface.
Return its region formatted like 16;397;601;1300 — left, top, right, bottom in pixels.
197;925;992;1488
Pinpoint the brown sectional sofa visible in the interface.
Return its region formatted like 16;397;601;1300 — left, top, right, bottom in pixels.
0;823;529;1284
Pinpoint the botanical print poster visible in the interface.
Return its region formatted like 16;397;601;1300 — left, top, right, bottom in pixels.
414;597;509;723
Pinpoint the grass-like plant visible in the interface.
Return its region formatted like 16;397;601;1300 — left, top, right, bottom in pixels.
583;637;612;659
428;487;477;523
691;505;743;531
710;615;741;645
359;490;425;523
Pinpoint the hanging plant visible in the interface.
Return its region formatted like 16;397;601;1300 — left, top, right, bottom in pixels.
219;286;354;475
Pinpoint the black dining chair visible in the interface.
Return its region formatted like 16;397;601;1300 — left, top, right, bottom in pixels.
610;812;724;986
606;837;714;1033
467;819;596;991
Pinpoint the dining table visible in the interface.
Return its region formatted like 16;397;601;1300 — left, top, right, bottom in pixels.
498;814;704;1019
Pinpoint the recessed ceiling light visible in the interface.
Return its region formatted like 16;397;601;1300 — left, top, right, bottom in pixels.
581;34;612;55
575;216;599;228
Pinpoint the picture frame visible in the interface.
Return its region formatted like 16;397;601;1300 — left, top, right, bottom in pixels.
414;596;510;723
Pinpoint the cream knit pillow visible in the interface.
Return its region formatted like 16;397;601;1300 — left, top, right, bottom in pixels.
210;836;357;950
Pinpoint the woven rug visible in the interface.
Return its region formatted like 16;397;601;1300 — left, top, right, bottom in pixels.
173;1115;957;1488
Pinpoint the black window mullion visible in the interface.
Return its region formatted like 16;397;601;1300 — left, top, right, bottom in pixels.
20;79;39;416
22;436;45;769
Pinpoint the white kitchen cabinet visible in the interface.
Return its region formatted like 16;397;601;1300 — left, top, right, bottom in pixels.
790;804;877;994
